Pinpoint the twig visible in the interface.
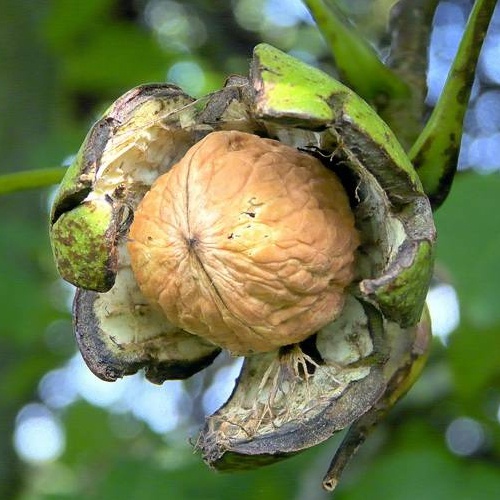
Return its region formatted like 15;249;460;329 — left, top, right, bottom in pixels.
0;167;66;195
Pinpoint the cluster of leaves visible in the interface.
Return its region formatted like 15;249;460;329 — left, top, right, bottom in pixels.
0;0;499;498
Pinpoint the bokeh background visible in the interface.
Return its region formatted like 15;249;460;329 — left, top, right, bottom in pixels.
1;0;500;498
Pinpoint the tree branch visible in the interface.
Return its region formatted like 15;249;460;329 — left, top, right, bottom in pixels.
379;0;439;149
0;167;66;195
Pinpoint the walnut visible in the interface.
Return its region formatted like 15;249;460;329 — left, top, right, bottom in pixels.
128;130;359;355
50;44;437;488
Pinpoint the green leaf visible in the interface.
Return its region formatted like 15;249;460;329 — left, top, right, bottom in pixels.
302;0;410;103
335;421;500;500
434;173;500;326
62;24;169;93
42;0;114;50
59;417;333;500
42;2;170;96
409;0;497;208
448;323;500;401
0;209;61;343
62;402;121;465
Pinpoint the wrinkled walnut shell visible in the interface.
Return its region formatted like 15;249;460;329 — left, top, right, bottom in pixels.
128;131;358;355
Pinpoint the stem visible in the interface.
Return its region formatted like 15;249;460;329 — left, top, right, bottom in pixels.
0;167;66;195
381;0;440;149
409;0;497;208
303;0;409;104
387;0;439;97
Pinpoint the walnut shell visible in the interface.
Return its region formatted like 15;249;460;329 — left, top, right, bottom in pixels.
127;131;358;355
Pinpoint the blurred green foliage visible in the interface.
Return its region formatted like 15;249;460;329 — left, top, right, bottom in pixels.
1;0;499;499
